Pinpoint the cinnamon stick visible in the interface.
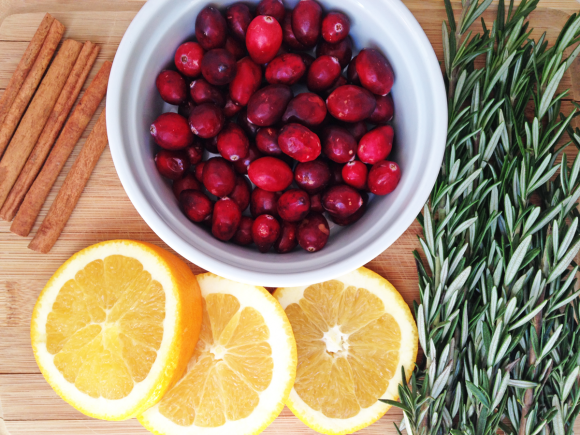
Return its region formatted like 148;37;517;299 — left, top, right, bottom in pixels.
11;60;112;237
0;40;83;210
0;42;100;222
0;13;55;128
0;19;65;157
29;108;108;254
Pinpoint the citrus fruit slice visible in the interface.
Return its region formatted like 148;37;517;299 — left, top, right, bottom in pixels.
139;272;297;435
274;267;418;435
31;240;202;421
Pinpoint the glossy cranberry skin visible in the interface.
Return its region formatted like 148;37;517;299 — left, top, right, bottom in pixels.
322;184;363;218
156;70;188;105
282;93;326;128
233;144;262;174
357;125;394;164
356;48;395;96
225;36;247;60
217;123;249;162
281;13;306;50
251;188;281;217
369;94;395;124
212;198;242;241
237;108;260;137
309;193;323;212
229;57;262;107
189;103;225;138
252;214;281;252
345;121;367;142
278;189;310;222
247;84;293;126
232;215;254;245
224;97;243;117
368;160;401;195
155;149;189;180
175;42;205;78
178;99;196;118
342;161;368;190
323;76;347;98
190;78;225;107
246;15;283;64
185;140;204;164
317;36;353;68
202;157;236;197
278;123;321;162
248;156;293;191
201;49;237;86
347;55;359;84
225;3;253;41
322;125;357;163
291;0;322;48
265;53;306;86
331;192;368;226
326;85;376;122
321;11;350;43
150;112;194;150
307;55;341;93
228;175;251;211
180;190;213;222
256;127;282;156
257;0;285;22
328;161;344;185
294;160;331;194
275;221;298;253
195;161;206;182
298;212;329;252
173;173;201;199
195;6;228;50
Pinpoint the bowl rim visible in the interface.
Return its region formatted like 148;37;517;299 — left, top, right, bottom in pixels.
107;0;447;287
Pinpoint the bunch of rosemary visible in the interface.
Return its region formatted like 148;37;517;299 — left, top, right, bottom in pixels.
384;1;580;434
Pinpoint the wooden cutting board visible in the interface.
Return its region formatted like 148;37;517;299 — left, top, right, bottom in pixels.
1;1;580;434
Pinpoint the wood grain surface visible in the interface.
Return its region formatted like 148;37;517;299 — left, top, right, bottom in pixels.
1;1;580;434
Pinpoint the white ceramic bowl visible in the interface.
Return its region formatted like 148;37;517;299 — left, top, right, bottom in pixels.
107;0;446;287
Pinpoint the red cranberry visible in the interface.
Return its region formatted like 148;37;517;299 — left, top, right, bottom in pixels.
156;70;188;105
294;160;331;194
212;197;242;241
278;189;310;222
323;76;347;98
232;216;254;245
195;6;227;50
228;175;251;211
331;192;368;226
185;140;203;164
237;108;260;137
309;193;323;212
203;136;219;153
345;120;367;142
180;190;213;222
307;55;341;93
256;127;282;156
248;156;293;191
252;214;281;252
225;36;247;60
265;53;307;85
189;78;225;107
298;52;315;70
155;149;189;180
188;103;225;138
322;184;363;218
202;157;236;197
229;57;262;107
217;122;249;162
178;99;196;118
321;12;350;43
173;173;201;199
224;97;243;117
150;112;194;150
368;160;401;195
201;49;237;86
281;13;306;50
369;94;395;124
358;125;394;164
321;125;357;163
251;188;281;217
195;161;206;182
247;84;293;126
326;85;376;122
282;93;327;128
298;212;329;252
246;15;283;64
316;36;353;69
328;161;344;185
233;144;262;174
346;55;359;84
257;0;285;22
291;0;322;48
225;3;253;41
275;221;298;253
356;48;394;96
175;42;205;78
342;161;368;190
278;123;321;162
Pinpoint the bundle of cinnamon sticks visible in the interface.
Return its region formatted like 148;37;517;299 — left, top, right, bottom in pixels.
0;13;111;253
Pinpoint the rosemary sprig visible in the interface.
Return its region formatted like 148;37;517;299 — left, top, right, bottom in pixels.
384;1;580;434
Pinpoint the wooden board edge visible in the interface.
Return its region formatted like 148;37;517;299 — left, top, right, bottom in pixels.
0;397;10;435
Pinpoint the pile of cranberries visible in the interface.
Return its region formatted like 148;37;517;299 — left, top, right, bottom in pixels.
150;0;401;254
